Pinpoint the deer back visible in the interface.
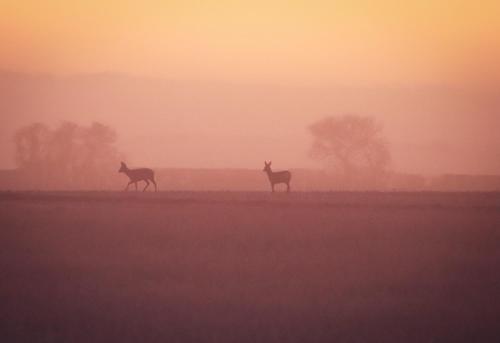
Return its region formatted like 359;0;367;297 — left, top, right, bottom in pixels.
126;168;154;181
267;170;291;183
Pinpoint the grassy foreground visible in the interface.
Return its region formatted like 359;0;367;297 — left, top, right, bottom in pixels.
1;191;499;342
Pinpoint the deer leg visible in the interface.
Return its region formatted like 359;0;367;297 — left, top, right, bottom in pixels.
271;183;275;193
287;182;290;193
125;181;133;191
143;180;150;192
135;182;138;191
150;178;158;192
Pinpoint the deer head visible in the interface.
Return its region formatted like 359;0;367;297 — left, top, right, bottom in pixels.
118;162;127;173
263;161;272;173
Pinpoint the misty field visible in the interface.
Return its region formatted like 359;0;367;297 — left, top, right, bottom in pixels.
1;191;499;343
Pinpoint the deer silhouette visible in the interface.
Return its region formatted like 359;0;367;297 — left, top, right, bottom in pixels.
263;161;291;192
118;162;157;192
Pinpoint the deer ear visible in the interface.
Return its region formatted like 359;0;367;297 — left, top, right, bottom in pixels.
269;161;272;165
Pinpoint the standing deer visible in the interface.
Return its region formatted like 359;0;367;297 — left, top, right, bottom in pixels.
118;162;157;192
263;161;291;192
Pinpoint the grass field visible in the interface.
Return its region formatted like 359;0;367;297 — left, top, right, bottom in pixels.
1;191;499;342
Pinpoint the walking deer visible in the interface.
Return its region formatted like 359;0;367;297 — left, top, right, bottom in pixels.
263;161;291;192
118;162;157;192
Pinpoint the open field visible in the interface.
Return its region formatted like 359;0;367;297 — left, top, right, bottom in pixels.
1;191;499;342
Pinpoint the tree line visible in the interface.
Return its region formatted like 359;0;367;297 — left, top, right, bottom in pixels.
13;114;391;189
13;121;122;189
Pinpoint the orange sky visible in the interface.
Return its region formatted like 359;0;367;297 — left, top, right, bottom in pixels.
1;1;500;173
1;0;499;85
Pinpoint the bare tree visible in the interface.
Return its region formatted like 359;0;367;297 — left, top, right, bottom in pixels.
46;121;81;186
13;123;51;170
308;115;391;187
79;122;121;187
13;121;122;189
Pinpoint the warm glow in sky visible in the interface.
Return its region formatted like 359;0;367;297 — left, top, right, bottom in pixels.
1;1;500;174
2;0;500;85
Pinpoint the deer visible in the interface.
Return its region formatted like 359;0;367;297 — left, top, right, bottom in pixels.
118;162;157;192
263;161;291;193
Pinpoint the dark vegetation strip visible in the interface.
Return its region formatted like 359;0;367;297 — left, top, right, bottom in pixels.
0;191;499;211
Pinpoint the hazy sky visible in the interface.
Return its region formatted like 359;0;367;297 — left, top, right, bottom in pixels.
2;0;500;84
1;1;499;173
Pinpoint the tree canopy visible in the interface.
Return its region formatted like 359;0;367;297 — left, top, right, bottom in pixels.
309;115;391;185
13;121;122;188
